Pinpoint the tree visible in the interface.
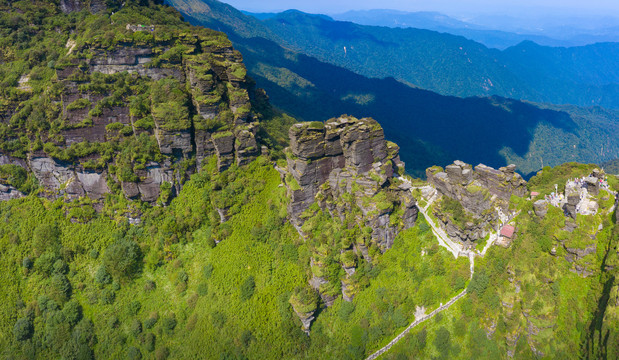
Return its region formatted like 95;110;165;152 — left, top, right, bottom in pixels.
13;317;33;341
52;273;72;302
434;326;451;360
63;300;82;326
103;238;142;279
33;223;61;256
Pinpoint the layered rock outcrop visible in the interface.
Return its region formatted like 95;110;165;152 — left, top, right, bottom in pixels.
285;116;417;249
427;161;527;245
60;0;108;14
0;11;259;204
282;116;418;315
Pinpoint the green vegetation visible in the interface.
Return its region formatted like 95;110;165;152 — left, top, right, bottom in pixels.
383;164;619;359
0;1;618;359
0;155;469;359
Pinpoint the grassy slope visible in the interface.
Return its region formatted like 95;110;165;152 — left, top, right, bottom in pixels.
0;157;472;359
384;164;619;359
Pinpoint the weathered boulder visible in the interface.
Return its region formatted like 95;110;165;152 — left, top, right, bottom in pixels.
563;192;580;219
234;125;260;166
584;177;600;196
289;123;326;160
155;129;193;157
533;200;548;218
212;131;236;171
0;185;25;201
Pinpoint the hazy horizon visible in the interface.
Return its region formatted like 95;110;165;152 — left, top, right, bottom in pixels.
215;0;619;19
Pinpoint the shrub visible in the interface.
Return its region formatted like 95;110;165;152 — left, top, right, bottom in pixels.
468;270;489;297
144;313;158;330
434;326;451;360
197;282;208;296
13;317;33;341
144;280;156;292
130;319;142;337
128;300;141;316
94;266;112;285
33;223;61;255
51;273;72;301
63;300;82;326
53;259;68;274
103;238;142;279
162;314;177;333
240;276;255;301
212;311;226;329
66;98;91;111
289;287;319;314
35;252;57;276
203;264;213;279
22;256;33;269
100;288;115;305
155;347;169;360
127;347;142;360
241;330;253;347
142;332;156;352
339;301;355;322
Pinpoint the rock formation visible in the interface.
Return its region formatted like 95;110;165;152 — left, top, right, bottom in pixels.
60;0;108;14
533;200;548;218
0;15;259;204
282;116;418;317
426;161;527;245
284;116;418;249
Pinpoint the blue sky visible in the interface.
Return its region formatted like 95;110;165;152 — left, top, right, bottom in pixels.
217;0;619;17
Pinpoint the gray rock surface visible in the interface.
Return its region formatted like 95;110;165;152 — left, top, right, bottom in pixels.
426;161;527;245
284;116;418;308
0;29;260;205
533;200;548;218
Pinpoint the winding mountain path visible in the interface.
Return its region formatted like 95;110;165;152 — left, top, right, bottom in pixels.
365;178;516;359
365;288;468;360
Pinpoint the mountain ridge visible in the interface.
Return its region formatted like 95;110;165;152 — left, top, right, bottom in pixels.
167;0;619;177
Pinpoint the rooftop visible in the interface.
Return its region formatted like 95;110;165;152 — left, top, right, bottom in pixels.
500;225;515;238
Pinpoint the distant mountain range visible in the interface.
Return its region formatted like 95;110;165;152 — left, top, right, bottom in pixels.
167;0;619;177
256;10;619;109
330;9;619;49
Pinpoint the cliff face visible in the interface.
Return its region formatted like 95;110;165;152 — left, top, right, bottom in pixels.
282;116;418;310
285;116;417;249
426;161;527;244
0;3;259;204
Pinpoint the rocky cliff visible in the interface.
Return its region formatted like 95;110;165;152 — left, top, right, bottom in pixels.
426;161;527;245
282;116;418;313
284;116;417;249
0;2;260;204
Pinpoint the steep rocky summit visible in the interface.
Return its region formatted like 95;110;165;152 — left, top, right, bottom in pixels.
281;116;418;318
426;161;527;245
284;116;418;249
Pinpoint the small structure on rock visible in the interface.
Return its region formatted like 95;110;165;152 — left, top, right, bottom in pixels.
500;225;515;239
